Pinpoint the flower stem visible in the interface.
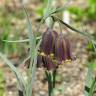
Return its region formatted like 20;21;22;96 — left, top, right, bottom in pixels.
45;69;57;96
45;71;53;96
53;69;57;88
46;17;54;29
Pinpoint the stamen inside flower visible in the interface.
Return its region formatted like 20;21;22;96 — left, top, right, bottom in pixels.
49;53;54;58
40;52;46;56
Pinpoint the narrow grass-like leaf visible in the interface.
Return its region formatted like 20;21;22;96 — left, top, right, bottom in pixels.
88;78;96;96
85;66;93;96
23;6;36;57
44;0;53;17
50;0;72;14
92;40;96;53
0;52;25;92
27;51;37;96
23;6;37;96
36;39;42;50
3;36;41;43
53;16;95;42
42;0;72;19
21;55;30;65
3;39;29;43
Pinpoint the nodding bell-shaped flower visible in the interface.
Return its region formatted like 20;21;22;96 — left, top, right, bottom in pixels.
40;28;58;55
54;34;72;64
37;55;57;70
37;28;73;70
37;28;58;70
42;56;57;70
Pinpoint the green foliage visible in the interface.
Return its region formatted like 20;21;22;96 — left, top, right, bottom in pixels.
35;0;49;17
11;10;25;19
36;7;44;16
87;42;94;51
86;32;96;65
86;0;96;20
88;0;96;6
0;8;11;54
68;0;96;21
90;61;96;71
0;70;5;96
0;7;25;55
68;7;84;21
85;66;96;96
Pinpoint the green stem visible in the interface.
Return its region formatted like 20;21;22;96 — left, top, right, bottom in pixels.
48;17;54;29
45;70;57;96
45;71;53;96
53;69;57;88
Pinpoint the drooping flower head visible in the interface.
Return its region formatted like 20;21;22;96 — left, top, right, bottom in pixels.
54;34;72;64
40;28;58;55
37;28;73;70
37;28;58;70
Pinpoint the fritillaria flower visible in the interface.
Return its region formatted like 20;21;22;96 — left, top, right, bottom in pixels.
40;28;58;55
37;28;58;70
37;55;57;70
54;34;72;64
37;28;73;70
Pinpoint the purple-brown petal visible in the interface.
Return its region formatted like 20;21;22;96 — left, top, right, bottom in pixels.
55;34;72;62
37;55;43;68
42;56;57;70
40;28;58;55
64;38;72;60
55;35;66;61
